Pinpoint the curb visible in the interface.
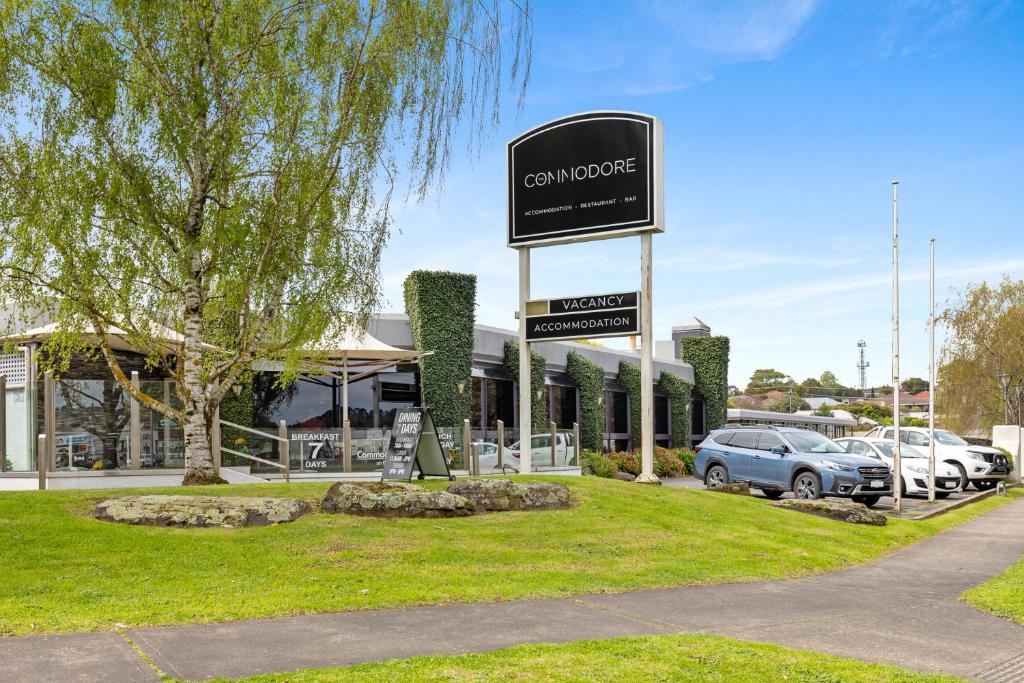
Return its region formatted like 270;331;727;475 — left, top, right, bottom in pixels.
899;482;1018;521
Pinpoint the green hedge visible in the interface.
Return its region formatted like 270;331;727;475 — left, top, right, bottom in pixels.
658;372;693;449
565;351;604;451
617;361;642;450
680;336;730;432
404;271;476;430
503;340;547;429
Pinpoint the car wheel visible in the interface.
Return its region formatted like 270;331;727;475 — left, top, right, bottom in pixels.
851;495;881;508
760;489;784;500
900;476;907;497
793;471;822;500
705;464;728;488
973;479;998;491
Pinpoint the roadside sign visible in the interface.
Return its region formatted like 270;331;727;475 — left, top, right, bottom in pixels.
524;291;640;342
381;407;454;481
507;111;663;247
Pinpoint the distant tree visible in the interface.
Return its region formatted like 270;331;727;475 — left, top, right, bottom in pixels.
820;371;840;387
938;277;1024;433
795;377;822;398
901;378;929;395
844;402;893;422
876;385;895;396
745;368;794;395
764;396;809;414
813;404;835;417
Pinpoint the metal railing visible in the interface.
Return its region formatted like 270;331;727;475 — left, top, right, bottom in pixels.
219;418;289;482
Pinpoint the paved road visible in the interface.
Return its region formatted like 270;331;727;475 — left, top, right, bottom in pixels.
2;498;1023;682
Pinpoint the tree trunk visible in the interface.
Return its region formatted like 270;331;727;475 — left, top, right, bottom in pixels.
181;291;226;486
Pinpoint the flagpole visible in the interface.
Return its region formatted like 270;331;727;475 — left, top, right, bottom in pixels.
892;180;902;514
928;237;936;503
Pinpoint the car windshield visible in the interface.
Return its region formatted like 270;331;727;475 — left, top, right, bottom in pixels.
934;430;969;446
784;431;846;453
876;442;924;458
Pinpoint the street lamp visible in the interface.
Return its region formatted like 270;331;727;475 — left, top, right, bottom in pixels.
998;373;1012;424
1016;381;1024;427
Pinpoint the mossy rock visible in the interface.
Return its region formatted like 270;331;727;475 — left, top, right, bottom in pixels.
94;495;311;528
774;498;887;526
446;479;572;512
321;481;474;518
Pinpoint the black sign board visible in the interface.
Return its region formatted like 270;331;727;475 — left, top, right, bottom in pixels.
508;111;664;247
524;291;640;343
381;407;454;481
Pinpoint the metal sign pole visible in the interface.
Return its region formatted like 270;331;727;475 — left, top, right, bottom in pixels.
891;180;902;514
637;233;658;483
928;237;936;503
518;247;532;474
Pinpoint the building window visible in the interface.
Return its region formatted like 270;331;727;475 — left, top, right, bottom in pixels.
655;395;669;435
550;385;578;429
606;390;628;434
378;372;419;428
691;396;706;436
486;378;515;429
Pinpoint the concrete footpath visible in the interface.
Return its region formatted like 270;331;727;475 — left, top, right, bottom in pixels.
3;499;1024;683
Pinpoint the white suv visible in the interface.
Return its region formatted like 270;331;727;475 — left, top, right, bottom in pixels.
863;426;1010;491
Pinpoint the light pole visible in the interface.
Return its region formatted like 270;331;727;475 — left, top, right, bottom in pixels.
927;237;936;503
998;373;1012;424
891;180;902;514
1016;381;1024;426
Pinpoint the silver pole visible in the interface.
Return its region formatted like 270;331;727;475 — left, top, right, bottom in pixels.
638;232;658;483
892;180;902;514
518;247;532;474
928;237;936;503
497;419;505;470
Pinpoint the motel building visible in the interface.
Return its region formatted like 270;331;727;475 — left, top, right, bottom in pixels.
0;277;852;484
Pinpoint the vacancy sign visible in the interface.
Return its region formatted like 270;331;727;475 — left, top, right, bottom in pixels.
524;291;640;342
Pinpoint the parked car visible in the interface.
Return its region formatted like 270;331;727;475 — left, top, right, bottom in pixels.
862;426;1010;491
694;426;893;507
506;432;577;466
471;441;502;471
835;437;961;498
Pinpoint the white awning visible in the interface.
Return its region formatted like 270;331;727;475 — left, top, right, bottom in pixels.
1;321;221;353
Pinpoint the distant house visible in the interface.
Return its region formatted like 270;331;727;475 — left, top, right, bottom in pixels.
862;391;930;413
804;397;840;411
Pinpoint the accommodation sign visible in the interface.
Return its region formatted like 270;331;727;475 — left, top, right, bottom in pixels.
507;111;664;247
524;291;640;343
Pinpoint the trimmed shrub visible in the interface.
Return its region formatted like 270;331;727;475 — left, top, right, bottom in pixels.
606;447;685;478
503;340;547;430
680;336;730;431
566;351;604;451
994;446;1015;474
581;450;615;478
676;448;696;476
404;271;476;430
659;372;693;449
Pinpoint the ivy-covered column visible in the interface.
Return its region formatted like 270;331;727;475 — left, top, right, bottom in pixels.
680;336;730;432
617;361;642;450
503;340;547;429
658;372;692;449
565;351;604;451
403;270;476;430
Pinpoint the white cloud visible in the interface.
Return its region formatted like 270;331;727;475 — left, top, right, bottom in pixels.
645;0;818;60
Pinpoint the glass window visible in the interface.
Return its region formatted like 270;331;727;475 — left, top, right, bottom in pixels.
51;379;131;470
758;433;785;451
253;373;333;428
783;431;846;453
606;391;628;433
487;378;515;429
471;378;483;429
934;430;968;446
551;385;577;429
655;395;669;434
691;397;706;435
379;372;418;429
731;432;758;449
905;431;929;447
712;431;735;446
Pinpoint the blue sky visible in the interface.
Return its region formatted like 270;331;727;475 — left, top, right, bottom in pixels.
380;0;1024;389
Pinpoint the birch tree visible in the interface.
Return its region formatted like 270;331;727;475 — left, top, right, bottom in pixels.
0;0;531;483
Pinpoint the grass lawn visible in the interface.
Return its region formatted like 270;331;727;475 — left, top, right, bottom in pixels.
0;476;1012;636
199;633;962;682
960;489;1024;623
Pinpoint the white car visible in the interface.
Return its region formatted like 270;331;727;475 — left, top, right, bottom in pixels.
836;437;962;498
863;426;1011;491
507;432;577;467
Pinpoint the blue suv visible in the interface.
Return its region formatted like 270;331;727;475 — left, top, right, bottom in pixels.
694;426;893;507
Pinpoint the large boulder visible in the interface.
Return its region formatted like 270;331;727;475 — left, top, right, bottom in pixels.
445;479;571;512
321;482;474;518
94;495;311;528
774;499;888;526
709;481;751;496
612;471;636;482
